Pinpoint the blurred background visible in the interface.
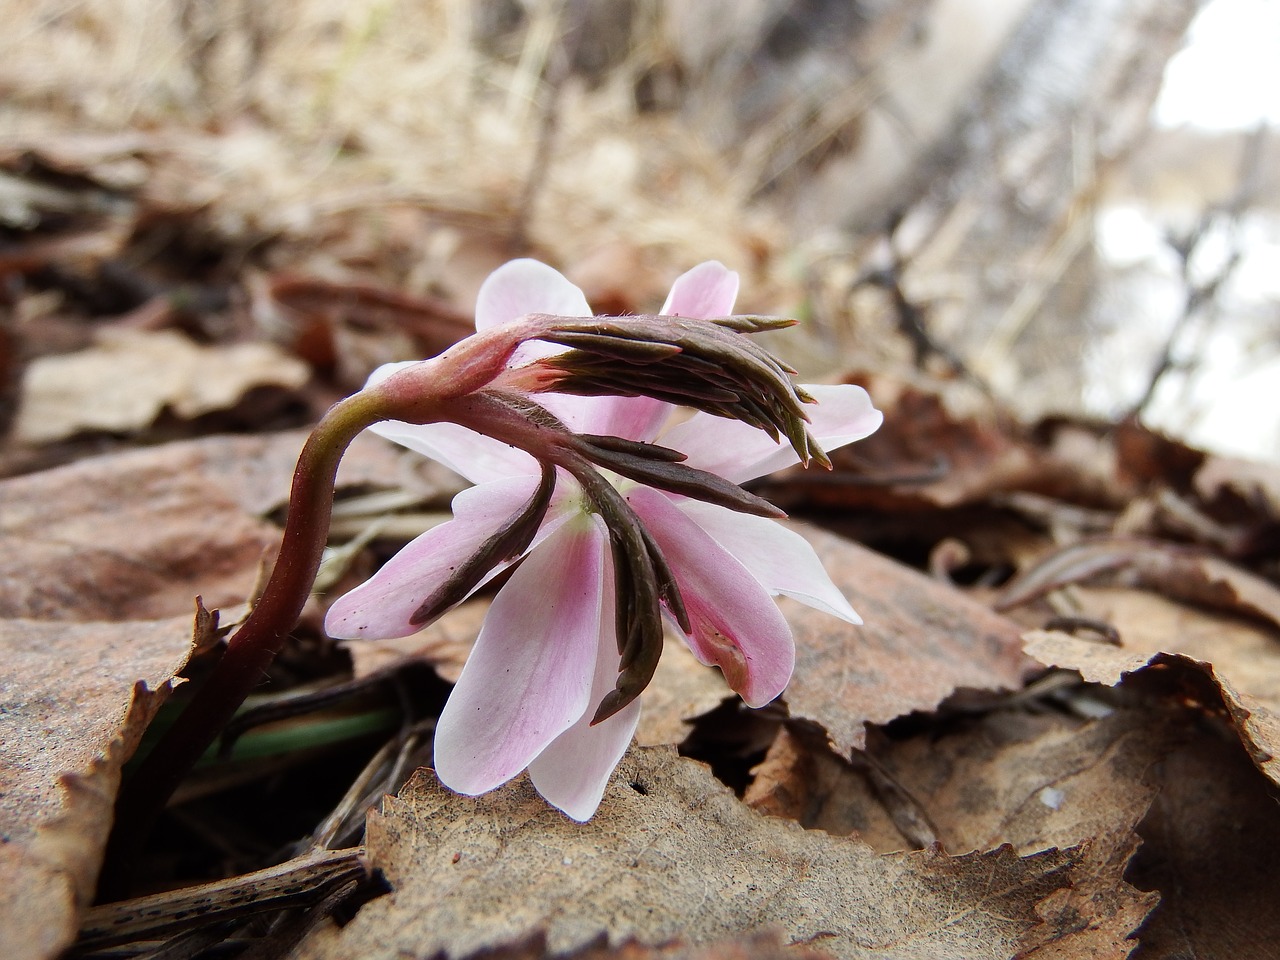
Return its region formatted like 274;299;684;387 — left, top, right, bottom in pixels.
2;0;1277;462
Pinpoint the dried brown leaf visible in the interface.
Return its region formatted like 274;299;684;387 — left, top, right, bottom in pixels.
747;709;1163;958
760;372;1040;512
1127;716;1280;959
1025;585;1280;785
783;522;1032;754
0;427;412;623
877;709;1162;857
13;329;310;444
1193;454;1280;525
292;747;1142;960
0;614;196;960
746;727;919;852
0;441;283;620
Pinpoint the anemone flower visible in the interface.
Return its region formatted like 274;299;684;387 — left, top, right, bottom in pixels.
326;259;882;820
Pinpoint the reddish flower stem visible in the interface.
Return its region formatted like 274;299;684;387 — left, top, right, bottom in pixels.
101;389;395;898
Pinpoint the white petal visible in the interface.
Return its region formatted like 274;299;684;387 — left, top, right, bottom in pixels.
370;419;539;486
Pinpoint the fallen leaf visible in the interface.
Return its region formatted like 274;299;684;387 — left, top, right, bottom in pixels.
634;637;732;747
1110;421;1206;492
746;726;920;853
886;709;1162;858
13;329;310;444
1193;453;1280;526
0;428;415;622
1024;585;1280;785
745;708;1163;958
0;441;283;621
169;429;412;518
783;522;1032;755
759;372;1040;512
1127;722;1280;960
0;614;196;960
291;747;1144;960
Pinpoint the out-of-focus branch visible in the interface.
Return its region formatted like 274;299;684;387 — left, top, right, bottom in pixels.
1129;124;1270;419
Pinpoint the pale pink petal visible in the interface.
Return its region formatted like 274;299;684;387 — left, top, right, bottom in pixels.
626;486;794;707
660;261;740;318
474;258;592;331
433;516;609;795
325;475;550;639
528;555;640;821
659;383;883;484
677;500;861;624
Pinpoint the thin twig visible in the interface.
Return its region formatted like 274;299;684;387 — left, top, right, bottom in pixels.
1130;124;1269;418
79;849;368;951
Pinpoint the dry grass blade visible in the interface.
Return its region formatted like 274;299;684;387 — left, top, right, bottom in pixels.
77;848;369;950
998;538;1280;629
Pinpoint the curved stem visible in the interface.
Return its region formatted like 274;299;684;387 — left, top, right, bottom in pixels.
101;389;394;898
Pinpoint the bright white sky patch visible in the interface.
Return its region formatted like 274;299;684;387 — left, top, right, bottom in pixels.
1154;0;1280;130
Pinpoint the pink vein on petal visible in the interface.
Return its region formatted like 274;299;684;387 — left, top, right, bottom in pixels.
626;486;794;707
432;516;609;796
528;552;640;821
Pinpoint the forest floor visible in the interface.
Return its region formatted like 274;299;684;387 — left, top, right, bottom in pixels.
2;4;1279;959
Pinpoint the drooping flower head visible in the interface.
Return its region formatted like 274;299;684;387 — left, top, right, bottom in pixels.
326;260;882;820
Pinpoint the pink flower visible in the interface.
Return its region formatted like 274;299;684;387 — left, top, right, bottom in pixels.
325;259;882;820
